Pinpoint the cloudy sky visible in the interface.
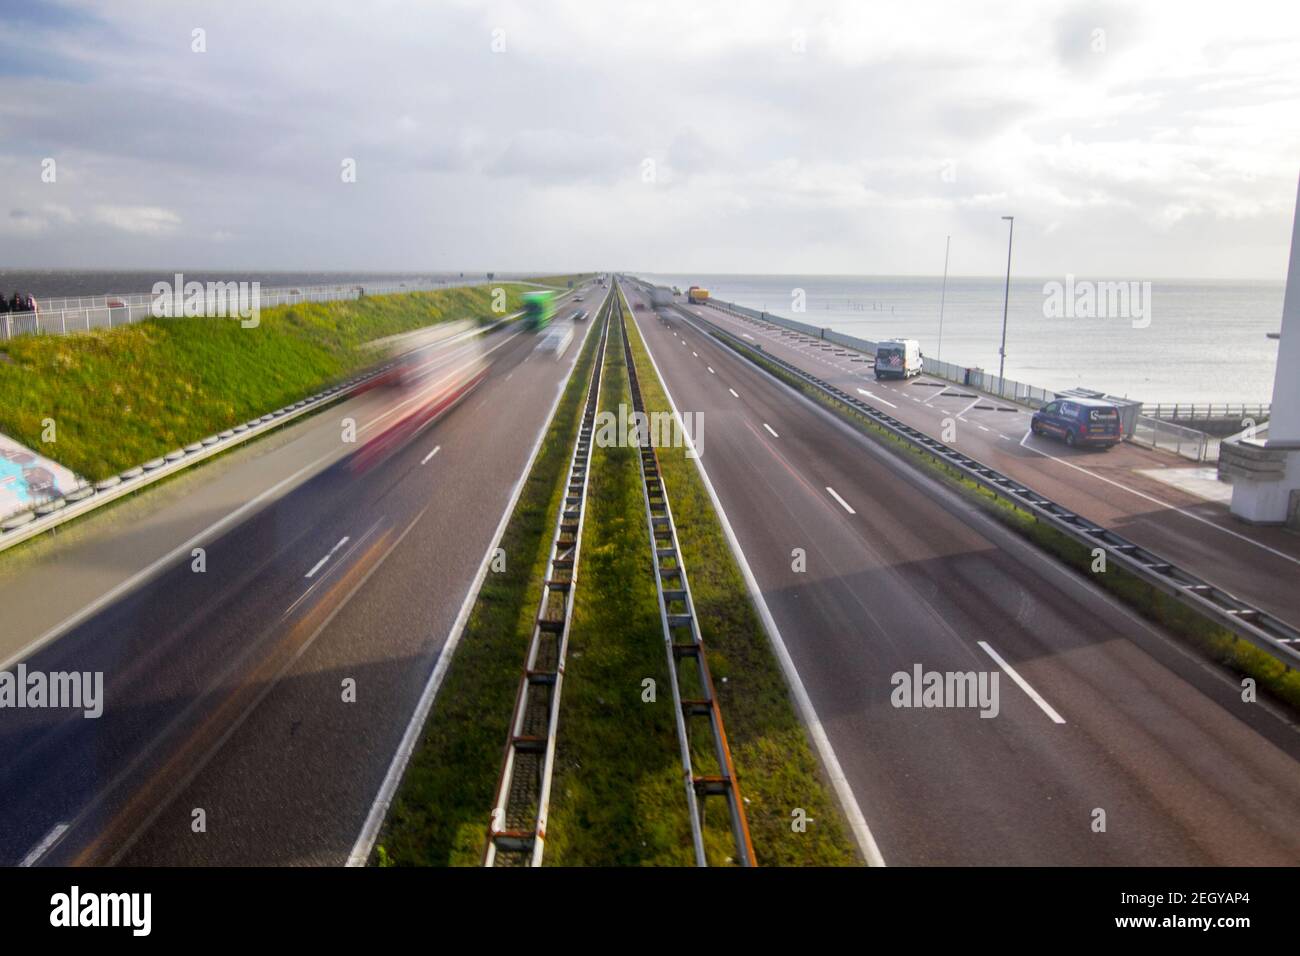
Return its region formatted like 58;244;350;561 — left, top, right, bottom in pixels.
1;0;1297;278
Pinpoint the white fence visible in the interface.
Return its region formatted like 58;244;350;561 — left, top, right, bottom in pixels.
0;277;488;342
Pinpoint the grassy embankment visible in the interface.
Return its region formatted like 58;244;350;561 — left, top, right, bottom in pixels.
706;327;1300;713
0;284;531;482
611;293;860;866
528;273;596;289
372;307;607;866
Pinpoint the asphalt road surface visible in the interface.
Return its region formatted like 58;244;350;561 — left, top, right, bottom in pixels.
0;299;601;866
686;300;1300;630
625;284;1300;865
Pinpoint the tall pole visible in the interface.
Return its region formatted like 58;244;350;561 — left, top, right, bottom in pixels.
997;215;1014;387
937;234;951;362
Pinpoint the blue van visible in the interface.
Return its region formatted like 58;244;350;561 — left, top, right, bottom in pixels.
1030;397;1121;449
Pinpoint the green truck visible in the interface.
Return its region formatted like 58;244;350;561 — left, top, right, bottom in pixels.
522;291;556;330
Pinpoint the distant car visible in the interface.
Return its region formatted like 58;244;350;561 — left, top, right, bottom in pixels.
570;309;587;321
1031;397;1121;449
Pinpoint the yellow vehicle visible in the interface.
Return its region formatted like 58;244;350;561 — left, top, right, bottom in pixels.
687;285;710;304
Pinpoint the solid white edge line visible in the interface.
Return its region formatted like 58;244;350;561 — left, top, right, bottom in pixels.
763;423;779;438
345;295;603;867
626;294;886;867
977;640;1067;725
826;486;857;515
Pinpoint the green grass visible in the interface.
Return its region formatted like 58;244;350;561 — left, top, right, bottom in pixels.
0;284;532;482
621;294;861;867
543;306;697;866
712;330;1300;714
372;306;607;866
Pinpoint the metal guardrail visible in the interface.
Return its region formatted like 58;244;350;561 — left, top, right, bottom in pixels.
0;297;558;552
618;283;755;867
1131;415;1216;463
0;277;573;342
697;295;1056;408
0;366;393;554
484;289;612;867
674;304;1300;671
1141;402;1271;422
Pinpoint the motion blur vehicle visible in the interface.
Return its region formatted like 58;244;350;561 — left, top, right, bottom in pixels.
874;338;923;379
523;290;556;329
1031;397;1122;449
350;319;489;471
537;323;574;358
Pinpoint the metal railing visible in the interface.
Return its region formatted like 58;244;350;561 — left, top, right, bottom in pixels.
697;295;1044;404
619;283;755;867
0;367;393;549
1141;402;1271;423
971;373;1055;409
484;289;612;867
0;293;566;548
0;277;495;342
1131;416;1216;463
674;303;1300;671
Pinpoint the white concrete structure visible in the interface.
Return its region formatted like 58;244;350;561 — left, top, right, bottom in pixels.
1223;173;1300;525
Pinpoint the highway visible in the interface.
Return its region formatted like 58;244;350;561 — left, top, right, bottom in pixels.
0;300;600;866
623;283;1300;865
686;300;1300;629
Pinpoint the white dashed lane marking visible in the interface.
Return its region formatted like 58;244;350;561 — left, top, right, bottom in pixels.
825;486;856;514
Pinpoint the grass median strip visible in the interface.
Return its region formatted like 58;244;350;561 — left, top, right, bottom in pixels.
543;310;696;866
371;310;604;867
623;297;860;866
0;284;531;482
709;327;1300;714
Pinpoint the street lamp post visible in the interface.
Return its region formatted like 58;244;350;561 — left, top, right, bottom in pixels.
937;235;950;363
997;215;1014;389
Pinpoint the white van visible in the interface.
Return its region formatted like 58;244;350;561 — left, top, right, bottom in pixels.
874;339;922;379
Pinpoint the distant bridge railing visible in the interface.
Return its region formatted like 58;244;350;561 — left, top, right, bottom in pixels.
1140;402;1270;423
0;277;489;342
677;288;1266;443
700;294;1057;407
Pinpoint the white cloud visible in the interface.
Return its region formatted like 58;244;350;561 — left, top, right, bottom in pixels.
0;0;1294;277
92;205;181;235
